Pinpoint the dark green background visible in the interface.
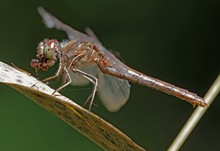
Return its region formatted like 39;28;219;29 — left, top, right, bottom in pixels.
0;0;219;150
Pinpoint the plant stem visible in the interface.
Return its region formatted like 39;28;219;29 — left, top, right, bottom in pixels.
168;74;220;151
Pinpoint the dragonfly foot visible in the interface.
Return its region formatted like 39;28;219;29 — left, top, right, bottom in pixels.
52;90;57;96
83;96;97;111
31;82;38;88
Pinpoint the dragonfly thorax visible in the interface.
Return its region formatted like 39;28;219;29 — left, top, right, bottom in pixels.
60;40;100;69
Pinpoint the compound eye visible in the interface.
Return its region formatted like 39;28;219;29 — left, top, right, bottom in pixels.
37;41;44;55
38;46;44;55
43;45;55;59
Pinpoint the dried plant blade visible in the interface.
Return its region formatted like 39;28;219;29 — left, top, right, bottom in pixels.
168;74;220;151
0;61;145;151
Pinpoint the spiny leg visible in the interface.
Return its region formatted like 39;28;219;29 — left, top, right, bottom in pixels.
42;62;62;83
73;68;98;111
31;63;62;88
52;67;72;95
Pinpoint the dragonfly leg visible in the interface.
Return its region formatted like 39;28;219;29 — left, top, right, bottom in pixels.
31;63;62;89
73;68;98;111
52;66;72;95
42;62;62;83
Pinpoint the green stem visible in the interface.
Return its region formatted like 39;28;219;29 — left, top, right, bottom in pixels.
168;74;220;151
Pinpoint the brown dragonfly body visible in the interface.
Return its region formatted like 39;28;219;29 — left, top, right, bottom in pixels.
31;7;207;111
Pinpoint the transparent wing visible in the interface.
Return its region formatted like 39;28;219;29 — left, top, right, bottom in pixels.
97;72;130;112
38;6;109;54
84;27;102;45
38;7;97;43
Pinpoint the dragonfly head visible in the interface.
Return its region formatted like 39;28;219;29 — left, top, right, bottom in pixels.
30;39;60;72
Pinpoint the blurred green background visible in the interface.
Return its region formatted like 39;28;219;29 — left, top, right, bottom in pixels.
0;0;219;150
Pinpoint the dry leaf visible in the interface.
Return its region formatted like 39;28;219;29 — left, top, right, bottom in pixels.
0;61;145;151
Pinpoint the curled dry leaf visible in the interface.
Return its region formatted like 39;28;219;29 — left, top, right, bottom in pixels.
0;61;145;151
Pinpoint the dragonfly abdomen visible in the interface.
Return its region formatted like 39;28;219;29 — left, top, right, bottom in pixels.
97;57;207;107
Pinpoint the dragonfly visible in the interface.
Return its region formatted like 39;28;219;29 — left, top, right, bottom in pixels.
30;7;207;112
